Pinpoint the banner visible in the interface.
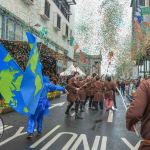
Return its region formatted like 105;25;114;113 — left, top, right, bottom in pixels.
20;32;43;115
0;44;29;115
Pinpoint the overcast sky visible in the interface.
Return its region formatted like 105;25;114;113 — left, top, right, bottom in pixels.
74;0;132;75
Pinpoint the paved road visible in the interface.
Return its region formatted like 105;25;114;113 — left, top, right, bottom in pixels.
0;95;141;150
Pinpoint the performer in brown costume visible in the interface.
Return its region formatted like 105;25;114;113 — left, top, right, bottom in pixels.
104;76;116;111
93;76;105;110
126;78;150;150
65;72;83;119
84;73;97;108
78;77;87;112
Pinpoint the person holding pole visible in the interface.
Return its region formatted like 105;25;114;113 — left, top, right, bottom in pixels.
126;78;150;150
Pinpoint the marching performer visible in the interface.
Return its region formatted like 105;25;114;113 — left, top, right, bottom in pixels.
78;77;87;112
65;72;83;119
104;76;116;111
93;76;105;110
27;76;65;139
126;78;150;150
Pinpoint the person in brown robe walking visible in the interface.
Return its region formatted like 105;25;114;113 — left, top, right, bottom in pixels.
90;73;97;108
126;78;150;150
104;76;116;111
65;72;80;117
78;77;87;112
84;76;92;106
93;76;105;110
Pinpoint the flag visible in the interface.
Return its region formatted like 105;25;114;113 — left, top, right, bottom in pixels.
134;0;144;39
20;32;43;115
80;50;87;64
0;44;29;115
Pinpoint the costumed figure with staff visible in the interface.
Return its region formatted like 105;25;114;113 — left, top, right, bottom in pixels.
126;77;150;149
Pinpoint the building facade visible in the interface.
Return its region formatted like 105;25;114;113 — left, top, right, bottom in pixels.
130;0;150;78
0;0;76;73
74;51;102;76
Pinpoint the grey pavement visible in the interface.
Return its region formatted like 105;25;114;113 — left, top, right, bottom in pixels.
0;94;140;150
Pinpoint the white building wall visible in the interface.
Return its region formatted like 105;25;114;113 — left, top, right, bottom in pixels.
0;0;75;61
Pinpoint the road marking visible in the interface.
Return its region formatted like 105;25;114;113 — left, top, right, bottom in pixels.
107;110;113;122
70;134;90;150
41;132;78;150
0;125;13;132
121;138;141;150
30;125;61;148
71;112;75;117
4;126;13;131
49;102;65;110
100;136;107;150
91;136;101;150
0;127;26;146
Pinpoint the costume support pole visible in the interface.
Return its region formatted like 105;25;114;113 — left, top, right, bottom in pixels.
116;87;140;137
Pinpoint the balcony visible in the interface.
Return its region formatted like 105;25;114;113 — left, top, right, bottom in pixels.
66;0;76;5
53;0;76;21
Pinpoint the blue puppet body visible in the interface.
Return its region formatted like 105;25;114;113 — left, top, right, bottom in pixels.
27;78;65;134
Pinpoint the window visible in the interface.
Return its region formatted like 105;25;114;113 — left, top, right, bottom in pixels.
7;19;15;40
15;24;23;41
45;0;50;18
139;0;145;6
66;24;68;37
23;29;27;41
53;0;70;21
0;15;2;38
57;14;61;29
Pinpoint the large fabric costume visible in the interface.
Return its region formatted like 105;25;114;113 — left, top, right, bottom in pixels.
27;77;65;135
126;79;150;150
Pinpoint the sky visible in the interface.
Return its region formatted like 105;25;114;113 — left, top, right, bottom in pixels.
74;0;132;75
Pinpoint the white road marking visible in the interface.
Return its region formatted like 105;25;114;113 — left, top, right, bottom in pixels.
107;110;113;122
91;136;101;150
100;136;107;150
70;134;90;150
4;126;13;131
30;125;61;148
71;112;75;117
41;132;78;150
121;138;141;150
0;125;13;132
49;102;65;110
0;127;26;146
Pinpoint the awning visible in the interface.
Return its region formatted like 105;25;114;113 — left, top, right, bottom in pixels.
60;64;85;76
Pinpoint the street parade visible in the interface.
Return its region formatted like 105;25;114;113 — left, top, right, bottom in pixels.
0;0;150;150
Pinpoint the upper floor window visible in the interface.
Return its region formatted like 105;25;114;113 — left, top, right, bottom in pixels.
0;14;2;38
53;0;70;21
15;24;23;41
45;0;50;18
7;19;15;40
66;24;69;37
139;0;145;6
57;14;61;29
